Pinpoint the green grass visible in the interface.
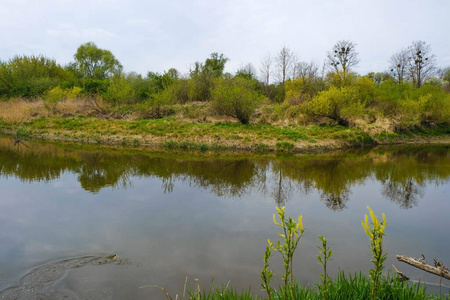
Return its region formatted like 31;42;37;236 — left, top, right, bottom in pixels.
151;272;449;300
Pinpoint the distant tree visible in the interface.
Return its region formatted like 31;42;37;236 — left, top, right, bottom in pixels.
202;52;229;78
389;49;409;84
294;61;320;81
166;68;179;80
259;53;273;86
74;42;122;80
236;63;257;80
189;53;228;101
290;53;300;80
286;62;326;100
326;40;359;83
406;41;436;88
367;72;392;87
275;46;293;85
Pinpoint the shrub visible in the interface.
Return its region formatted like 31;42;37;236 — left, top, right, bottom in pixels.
82;78;109;95
103;74;136;106
0;55;69;98
211;77;263;124
303;86;364;126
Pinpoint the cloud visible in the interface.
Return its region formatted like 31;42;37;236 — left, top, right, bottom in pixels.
47;24;117;40
126;18;150;24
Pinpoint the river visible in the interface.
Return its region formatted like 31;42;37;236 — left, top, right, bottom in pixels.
0;137;449;299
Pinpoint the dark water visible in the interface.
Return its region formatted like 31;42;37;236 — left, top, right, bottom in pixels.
0;137;449;299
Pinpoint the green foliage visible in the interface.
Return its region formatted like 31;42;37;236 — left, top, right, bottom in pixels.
103;74;136;106
189;53;228;102
0;55;69;98
303;86;365;126
361;206;387;300
211;77;263;124
146;86;177;118
261;83;286;103
326;71;357;88
74;42;122;80
374;81;450;128
352;76;376;105
285;78;312;103
82;78;110;95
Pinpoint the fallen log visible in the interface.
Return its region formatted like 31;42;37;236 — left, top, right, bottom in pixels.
396;255;450;281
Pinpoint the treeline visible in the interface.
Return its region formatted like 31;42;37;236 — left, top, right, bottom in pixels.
0;40;449;129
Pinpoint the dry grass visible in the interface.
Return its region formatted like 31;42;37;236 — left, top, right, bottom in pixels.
0;97;105;123
0;99;48;122
56;97;100;116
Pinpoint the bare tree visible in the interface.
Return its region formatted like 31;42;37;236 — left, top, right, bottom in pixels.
295;61;320;81
407;41;436;88
259;53;273;86
389;49;409;84
275;46;293;85
291;53;300;80
326;40;359;81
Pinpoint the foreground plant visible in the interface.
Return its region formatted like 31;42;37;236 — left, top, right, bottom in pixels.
260;242;274;300
262;206;305;300
317;235;333;300
361;206;387;300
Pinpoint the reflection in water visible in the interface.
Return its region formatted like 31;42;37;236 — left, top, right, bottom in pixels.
382;179;424;209
0;137;448;210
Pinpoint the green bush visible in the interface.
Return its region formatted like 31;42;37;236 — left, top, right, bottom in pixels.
103;74;136;106
303;86;365;126
82;78;110;95
0;55;69;98
212;77;263;124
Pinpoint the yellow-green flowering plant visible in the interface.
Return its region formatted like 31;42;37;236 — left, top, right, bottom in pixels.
262;206;305;300
362;206;387;300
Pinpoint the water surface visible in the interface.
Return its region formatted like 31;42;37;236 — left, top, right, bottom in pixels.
0;138;449;299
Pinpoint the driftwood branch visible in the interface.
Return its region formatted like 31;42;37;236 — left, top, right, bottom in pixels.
392;264;409;281
396;255;450;280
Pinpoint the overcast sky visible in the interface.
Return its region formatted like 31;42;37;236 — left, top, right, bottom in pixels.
1;0;449;78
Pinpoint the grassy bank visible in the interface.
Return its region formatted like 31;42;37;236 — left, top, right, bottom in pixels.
0;99;449;152
145;273;449;300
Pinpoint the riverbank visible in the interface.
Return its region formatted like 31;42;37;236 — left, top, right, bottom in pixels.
0;99;449;152
1;116;449;153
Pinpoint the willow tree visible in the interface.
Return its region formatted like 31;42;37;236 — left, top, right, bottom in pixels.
74;42;122;80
